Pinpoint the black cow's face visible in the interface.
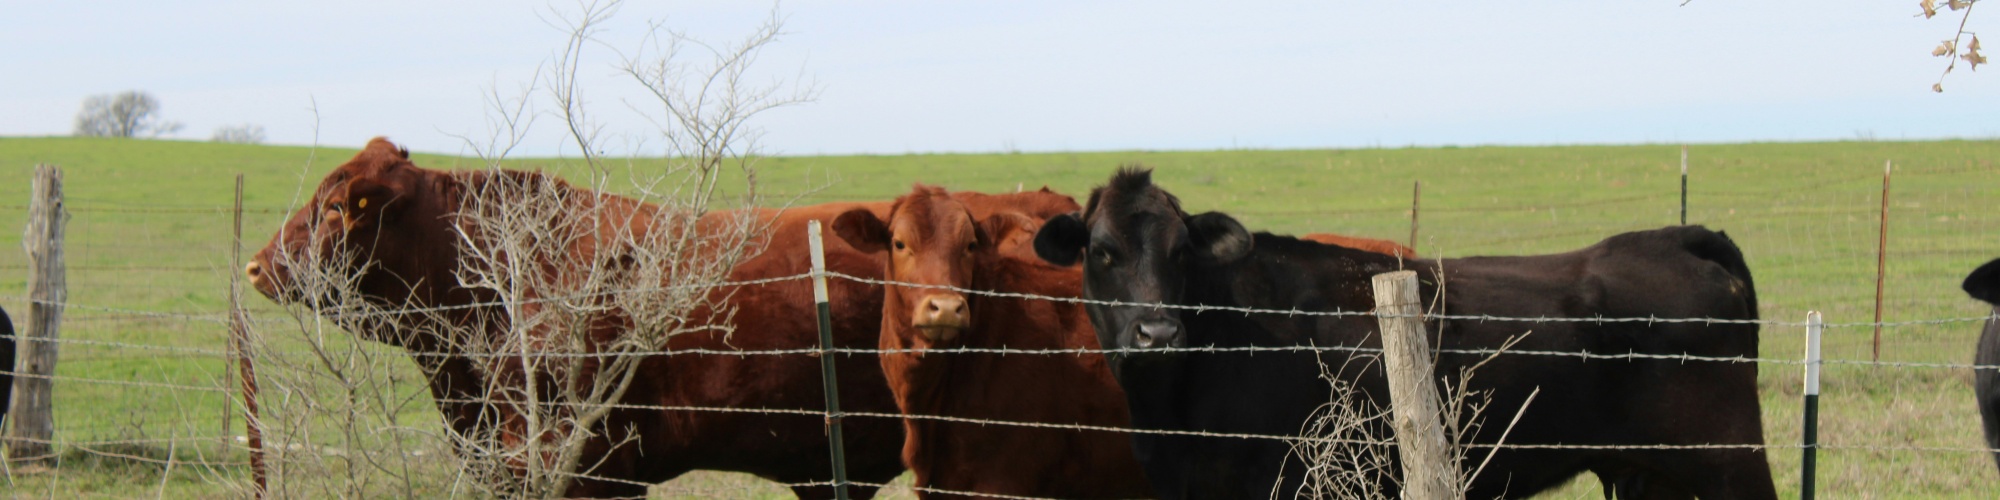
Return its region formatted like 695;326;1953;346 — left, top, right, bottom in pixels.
1035;168;1250;372
1965;257;2000;306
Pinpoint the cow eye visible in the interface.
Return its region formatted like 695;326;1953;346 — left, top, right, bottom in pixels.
893;240;906;251
1094;248;1115;266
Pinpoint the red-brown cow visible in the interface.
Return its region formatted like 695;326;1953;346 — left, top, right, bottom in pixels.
244;138;1068;498
831;185;1156;499
1299;233;1417;259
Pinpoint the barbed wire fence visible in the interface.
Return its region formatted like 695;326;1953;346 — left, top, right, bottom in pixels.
0;151;1995;498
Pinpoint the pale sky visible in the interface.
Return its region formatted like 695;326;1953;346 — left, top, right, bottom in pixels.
4;1;1996;156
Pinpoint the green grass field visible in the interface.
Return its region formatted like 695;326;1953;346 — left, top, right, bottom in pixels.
0;136;1996;498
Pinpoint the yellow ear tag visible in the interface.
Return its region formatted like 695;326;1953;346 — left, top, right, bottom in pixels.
357;197;369;209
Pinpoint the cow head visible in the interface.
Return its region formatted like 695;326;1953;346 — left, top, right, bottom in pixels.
834;185;1032;349
246;138;456;338
1033;167;1250;368
1966;257;2000;305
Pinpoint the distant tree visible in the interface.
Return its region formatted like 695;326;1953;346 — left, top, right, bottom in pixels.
211;124;267;144
73;91;184;138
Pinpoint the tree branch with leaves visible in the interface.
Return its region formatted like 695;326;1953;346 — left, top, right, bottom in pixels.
1922;0;1985;92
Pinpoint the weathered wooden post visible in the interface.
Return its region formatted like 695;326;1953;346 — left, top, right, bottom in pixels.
807;220;851;500
7;165;67;465
1371;270;1455;499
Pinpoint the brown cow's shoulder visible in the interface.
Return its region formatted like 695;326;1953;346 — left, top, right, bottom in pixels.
246;139;908;498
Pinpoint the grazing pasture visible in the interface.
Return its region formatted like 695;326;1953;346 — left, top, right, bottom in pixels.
0;137;1996;497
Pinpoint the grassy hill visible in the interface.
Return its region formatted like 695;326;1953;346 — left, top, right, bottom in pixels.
0;136;1995;497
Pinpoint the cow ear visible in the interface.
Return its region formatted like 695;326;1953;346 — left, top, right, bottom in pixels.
1188;211;1252;264
976;212;1036;250
1965;258;2000;304
831;208;890;254
1033;213;1087;266
339;178;400;231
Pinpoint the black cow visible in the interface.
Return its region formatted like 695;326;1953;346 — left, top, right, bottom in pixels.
1;305;13;427
1963;257;2000;471
1032;168;1776;499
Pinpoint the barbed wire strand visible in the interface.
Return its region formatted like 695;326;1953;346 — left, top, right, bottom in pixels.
15;269;1983;328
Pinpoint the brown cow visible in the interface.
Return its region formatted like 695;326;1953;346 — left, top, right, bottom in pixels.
831;185;1156;499
244;138;1075;498
1299;233;1417;259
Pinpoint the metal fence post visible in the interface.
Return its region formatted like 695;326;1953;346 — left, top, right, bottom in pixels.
1408;180;1421;253
7;165;67;465
1801;310;1823;500
807;220;851;500
228;174;267;497
1679;145;1688;226
1872;161;1891;361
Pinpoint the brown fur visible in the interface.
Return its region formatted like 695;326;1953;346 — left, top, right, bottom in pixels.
247;139;1079;498
833;185;1153;499
1298;233;1417;259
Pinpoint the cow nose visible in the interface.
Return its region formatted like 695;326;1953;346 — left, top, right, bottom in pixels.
1134;319;1181;349
920;294;967;325
245;260;282;298
913;293;968;341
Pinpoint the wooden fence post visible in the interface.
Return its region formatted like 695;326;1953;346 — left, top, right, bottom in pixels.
7;165;67;465
1372;270;1455;499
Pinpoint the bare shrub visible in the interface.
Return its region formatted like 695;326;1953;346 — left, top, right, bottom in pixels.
251;1;809;497
1279;334;1535;499
1280;353;1397;500
252;236;458;498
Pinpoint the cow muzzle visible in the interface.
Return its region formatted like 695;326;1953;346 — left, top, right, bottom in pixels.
245;261;274;297
1131;318;1183;349
912;293;968;342
244;258;296;302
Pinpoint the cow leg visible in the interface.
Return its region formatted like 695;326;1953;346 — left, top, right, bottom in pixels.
1589;462;1694;500
1641;449;1775;500
1603;471;1695;500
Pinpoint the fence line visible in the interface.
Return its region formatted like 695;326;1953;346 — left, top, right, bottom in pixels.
0;203;292;215
11;328;2000;372
0;173;1926;222
0;368;231;393
0;333;231;357
396;397;2000;455
4;275;1998;369
14;270;1988;329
